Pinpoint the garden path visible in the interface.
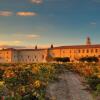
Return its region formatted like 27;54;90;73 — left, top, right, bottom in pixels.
46;71;94;100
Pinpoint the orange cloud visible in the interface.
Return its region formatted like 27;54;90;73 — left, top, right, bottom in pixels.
16;12;37;16
27;34;40;38
31;0;43;4
13;41;22;44
0;40;22;45
0;11;13;16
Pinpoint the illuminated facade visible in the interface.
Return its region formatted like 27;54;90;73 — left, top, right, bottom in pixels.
0;37;100;63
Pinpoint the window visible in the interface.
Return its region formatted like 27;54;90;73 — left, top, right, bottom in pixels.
78;50;80;53
28;56;30;59
42;55;44;59
95;49;98;53
81;55;83;57
91;49;93;53
74;50;76;53
82;50;85;53
6;56;9;59
20;56;23;58
87;49;89;53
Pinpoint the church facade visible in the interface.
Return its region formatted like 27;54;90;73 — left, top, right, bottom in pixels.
0;37;100;63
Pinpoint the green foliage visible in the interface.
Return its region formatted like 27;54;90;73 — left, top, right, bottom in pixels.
0;63;60;99
96;84;100;94
54;57;70;62
86;76;100;90
79;56;99;62
0;70;4;80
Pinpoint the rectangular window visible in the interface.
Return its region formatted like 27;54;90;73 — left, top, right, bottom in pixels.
82;50;84;53
78;50;80;53
87;50;89;53
28;56;30;58
91;49;93;53
95;49;98;53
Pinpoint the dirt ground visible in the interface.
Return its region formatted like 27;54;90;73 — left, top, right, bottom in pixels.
46;71;94;100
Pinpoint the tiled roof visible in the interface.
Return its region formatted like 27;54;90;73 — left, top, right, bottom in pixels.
0;44;100;51
0;48;16;51
17;48;47;51
52;44;100;49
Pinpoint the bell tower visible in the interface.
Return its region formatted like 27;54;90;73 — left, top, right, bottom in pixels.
86;36;91;45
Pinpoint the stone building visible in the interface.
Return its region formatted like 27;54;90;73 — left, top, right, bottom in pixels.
0;37;100;63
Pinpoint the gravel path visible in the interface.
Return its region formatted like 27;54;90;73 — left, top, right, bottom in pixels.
46;71;94;100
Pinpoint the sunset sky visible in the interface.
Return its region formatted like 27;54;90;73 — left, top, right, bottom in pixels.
0;0;100;48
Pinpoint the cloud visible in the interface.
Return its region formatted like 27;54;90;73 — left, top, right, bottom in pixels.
90;22;96;25
13;40;22;44
27;34;40;38
0;45;26;49
13;33;40;39
16;12;37;16
0;11;13;16
92;0;100;3
25;44;49;49
0;41;8;45
0;40;22;45
31;0;43;4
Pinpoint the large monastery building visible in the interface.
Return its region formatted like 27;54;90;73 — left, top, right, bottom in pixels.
0;37;100;63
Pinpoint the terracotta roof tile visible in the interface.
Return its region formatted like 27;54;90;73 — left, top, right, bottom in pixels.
52;44;100;49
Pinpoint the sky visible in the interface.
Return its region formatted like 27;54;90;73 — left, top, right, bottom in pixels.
0;0;100;48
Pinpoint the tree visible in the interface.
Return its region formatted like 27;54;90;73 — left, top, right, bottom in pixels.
79;56;99;63
53;57;70;62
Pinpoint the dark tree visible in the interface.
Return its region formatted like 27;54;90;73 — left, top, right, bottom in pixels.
79;56;99;62
54;57;70;62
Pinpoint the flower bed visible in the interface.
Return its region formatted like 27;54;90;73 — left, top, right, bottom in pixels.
0;63;60;100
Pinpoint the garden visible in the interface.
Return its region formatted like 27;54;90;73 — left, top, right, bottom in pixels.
0;63;62;100
64;62;100;99
0;62;100;100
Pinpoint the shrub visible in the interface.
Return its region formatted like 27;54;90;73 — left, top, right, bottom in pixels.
86;76;100;90
79;57;99;63
96;84;100;94
0;70;4;80
54;57;70;62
